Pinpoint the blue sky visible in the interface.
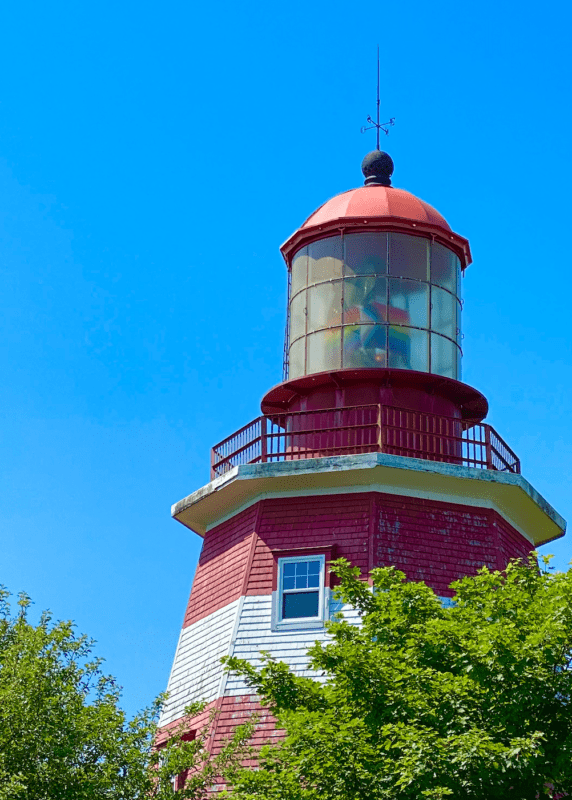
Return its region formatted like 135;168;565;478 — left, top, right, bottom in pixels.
1;0;570;719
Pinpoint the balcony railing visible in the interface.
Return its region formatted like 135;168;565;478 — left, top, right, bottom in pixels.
210;404;520;480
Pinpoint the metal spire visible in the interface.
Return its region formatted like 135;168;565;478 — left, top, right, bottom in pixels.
361;46;395;147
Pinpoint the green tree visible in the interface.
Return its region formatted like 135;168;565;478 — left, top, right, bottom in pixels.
0;588;251;799
224;556;572;800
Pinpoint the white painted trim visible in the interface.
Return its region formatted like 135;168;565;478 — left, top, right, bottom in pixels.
203;484;534;545
173;453;565;547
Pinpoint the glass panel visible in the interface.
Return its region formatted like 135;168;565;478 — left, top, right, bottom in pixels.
456;299;462;344
389;233;429;281
295;575;308;588
431;242;458;294
388;327;428;371
307;573;319;588
291;247;308;296
307;329;342;373
343;276;387;325
283;563;296;576
344;232;388;277
388;326;410;369
307;281;342;332
431;286;456;340
308;561;320;575
456;345;462;381
388;279;428;329
308;236;343;284
283;591;319;619
283;576;295;590
288;337;305;379
431;333;456;379
295;561;309;575
290;290;306;342
343;325;387;368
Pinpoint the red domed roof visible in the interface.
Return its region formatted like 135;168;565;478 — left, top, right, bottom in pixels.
281;184;471;268
301;185;451;230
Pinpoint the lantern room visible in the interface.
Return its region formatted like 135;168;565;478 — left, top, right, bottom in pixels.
281;150;471;385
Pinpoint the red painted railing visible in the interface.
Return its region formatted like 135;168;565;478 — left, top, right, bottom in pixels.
210;405;520;480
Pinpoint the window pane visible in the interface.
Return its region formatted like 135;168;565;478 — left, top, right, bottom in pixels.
283;591;319;619
295;561;309;575
307;329;342;373
291;247;308;296
388;279;428;329
343;276;387;324
307;574;319;588
307;281;342;332
431;286;456;340
431;333;456;378
388;326;409;370
283;576;295;590
343;325;387;368
431;242;458;293
308;237;342;284
290;290;306;342
283;563;296;576
388;327;428;371
389;233;429;281
295;575;308;588
288;337;305;379
308;561;320;575
344;233;388;277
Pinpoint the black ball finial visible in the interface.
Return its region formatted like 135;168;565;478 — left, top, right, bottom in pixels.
361;150;394;186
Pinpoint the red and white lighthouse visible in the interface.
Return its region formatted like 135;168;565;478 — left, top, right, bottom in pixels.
157;150;566;761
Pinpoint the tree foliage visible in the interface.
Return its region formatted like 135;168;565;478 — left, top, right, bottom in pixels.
0;588;250;799
224;556;572;800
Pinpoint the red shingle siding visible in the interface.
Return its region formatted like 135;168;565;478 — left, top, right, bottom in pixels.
496;515;533;567
183;506;258;627
246;494;371;596
373;494;533;596
182;492;533;626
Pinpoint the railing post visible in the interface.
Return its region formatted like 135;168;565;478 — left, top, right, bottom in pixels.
210;448;216;481
484;424;492;470
260;416;267;464
377;404;384;454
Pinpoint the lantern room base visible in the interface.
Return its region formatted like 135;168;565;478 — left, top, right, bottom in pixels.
261;368;488;423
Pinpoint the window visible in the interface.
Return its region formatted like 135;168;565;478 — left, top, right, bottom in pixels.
273;554;327;630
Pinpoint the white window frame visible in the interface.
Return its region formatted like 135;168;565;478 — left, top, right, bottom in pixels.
272;554;328;632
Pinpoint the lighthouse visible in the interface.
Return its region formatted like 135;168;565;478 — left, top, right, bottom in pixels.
157;149;566;766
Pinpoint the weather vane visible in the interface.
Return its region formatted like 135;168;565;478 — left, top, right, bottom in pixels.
361;45;395;150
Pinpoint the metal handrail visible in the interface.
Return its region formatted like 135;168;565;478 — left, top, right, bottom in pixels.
210;404;520;480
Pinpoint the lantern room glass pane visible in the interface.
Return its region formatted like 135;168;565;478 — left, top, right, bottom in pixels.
389;233;429;281
290;290;306;343
291;247;308;296
431;333;456;379
308;236;343;284
431;242;459;294
344;233;388;276
288;337;305;380
307;280;342;333
388;279;428;329
388;326;428;371
343;325;387;368
431;286;457;340
343;276;387;325
307;329;341;373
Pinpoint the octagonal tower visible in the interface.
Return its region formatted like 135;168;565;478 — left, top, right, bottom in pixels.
156;151;565;785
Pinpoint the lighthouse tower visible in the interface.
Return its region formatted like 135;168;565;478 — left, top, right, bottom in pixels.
157;150;565;760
